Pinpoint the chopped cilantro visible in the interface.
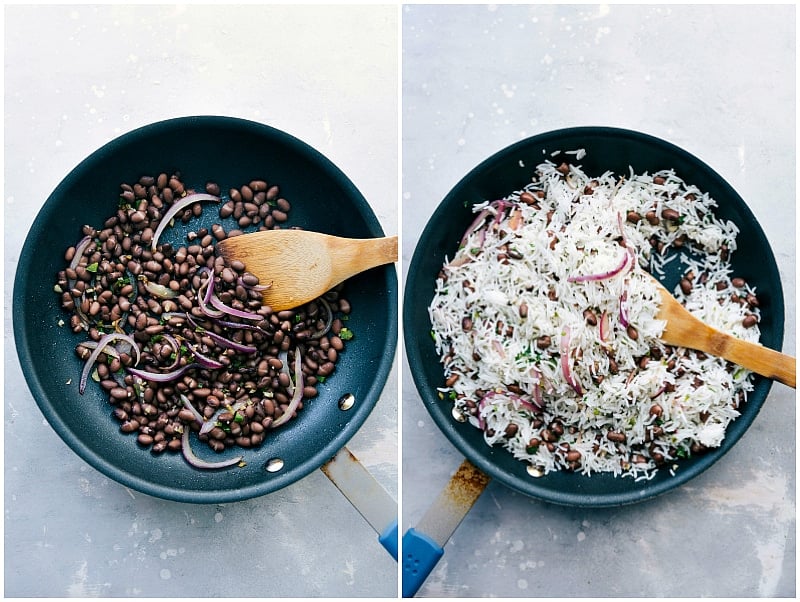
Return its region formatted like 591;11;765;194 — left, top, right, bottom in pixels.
86;262;99;273
339;327;354;341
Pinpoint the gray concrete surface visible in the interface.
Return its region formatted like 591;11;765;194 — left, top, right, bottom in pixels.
401;4;795;597
4;5;398;597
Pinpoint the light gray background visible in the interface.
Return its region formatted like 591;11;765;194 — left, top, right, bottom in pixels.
5;4;398;597
402;4;795;598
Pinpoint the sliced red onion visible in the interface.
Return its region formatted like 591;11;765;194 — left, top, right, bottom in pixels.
79;332;138;394
568;248;631;283
310;297;334;340
477;389;541;432
506;391;542;413
141;278;178;299
212;317;267;333
209;293;263;321
476;390;497;430
186;343;224;369
78;340;120;359
127;362;202;382
161;311;187;320
619;289;630;328
532;383;543;409
203;328;257;354
559;327;584;396
459;208;491;249
197;271;225;318
179;394;204;424
185;314;257;353
530;367;544;410
278;349;292;395
237;276;271;292
599;310;610;342
270;349;304;428
159;333;183;371
181;428;242;470
617;211;628;245
151;193;220;251
67;236;93;288
199;409;222;435
491;199;509;225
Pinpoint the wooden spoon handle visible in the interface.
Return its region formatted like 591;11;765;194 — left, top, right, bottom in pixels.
713;335;795;388
328;235;398;283
669;316;796;388
653;275;795;388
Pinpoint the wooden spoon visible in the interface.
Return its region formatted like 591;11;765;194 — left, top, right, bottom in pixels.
216;230;397;311
649;275;795;388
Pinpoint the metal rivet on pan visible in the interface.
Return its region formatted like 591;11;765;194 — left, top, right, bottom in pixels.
527;465;545;478
451;406;467;422
338;393;355;411
265;458;284;473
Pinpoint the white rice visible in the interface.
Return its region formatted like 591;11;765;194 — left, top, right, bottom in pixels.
429;153;761;479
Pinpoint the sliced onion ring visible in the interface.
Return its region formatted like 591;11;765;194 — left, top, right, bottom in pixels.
186;314;258;354
568;248;631;283
140;276;179;299
181;428;242;470
599;310;611;342
559;326;584;396
270;348;304;428
619;288;630;328
237;276;271;292
79;332;138;394
209;293;263;321
127;362;202;383
198;406;229;436
198;277;225;318
185;343;225;369
67;235;93;288
159;333;183;371
179;393;204;424
78;340;120;359
151;193;220;251
309;297;334;340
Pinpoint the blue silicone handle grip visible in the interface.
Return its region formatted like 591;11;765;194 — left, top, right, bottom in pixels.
379;519;398;560
402;528;444;597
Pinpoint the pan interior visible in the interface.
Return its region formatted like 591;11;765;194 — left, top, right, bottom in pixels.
404;126;783;507
13;116;398;503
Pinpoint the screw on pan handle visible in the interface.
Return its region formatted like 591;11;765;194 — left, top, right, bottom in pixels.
401;460;491;596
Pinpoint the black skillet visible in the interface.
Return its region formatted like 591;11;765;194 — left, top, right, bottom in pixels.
404;126;784;509
13;116;398;504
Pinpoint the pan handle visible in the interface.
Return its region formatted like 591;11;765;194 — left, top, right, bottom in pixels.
321;446;398;560
379;519;399;560
401;459;491;597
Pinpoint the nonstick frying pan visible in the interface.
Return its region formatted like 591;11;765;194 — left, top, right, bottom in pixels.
13;116;398;511
402;126;785;593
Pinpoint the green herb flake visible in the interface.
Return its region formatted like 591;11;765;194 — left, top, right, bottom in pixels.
339;327;354;341
86;262;99;273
